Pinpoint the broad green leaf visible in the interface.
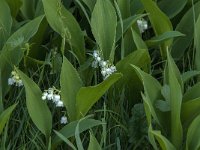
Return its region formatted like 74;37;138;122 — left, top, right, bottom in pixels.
146;31;185;47
88;132;102;150
116;49;150;100
166;51;183;149
60;56;83;121
6;0;22;18
16;69;52;138
29;18;48;59
17;69;52;139
116;0;130;19
164;50;183;91
130;0;143;15
142;94;158;150
131;29;147;49
182;97;200;126
76;73;122;119
140;0;173;58
183;82;200;101
42;0;85;64
116;14;147;42
91;0;117;60
35;0;44;17
82;0;96;12
172;1;200;59
0;15;44;97
195;14;200;71
155;100;170;112
52;119;103;148
0;0;12;50
0;103;17;134
20;0;35;19
75;117;85;150
131;65;163;126
151;130;176;150
181;71;200;83
54;130;77;150
158;0;187;18
186;114;200;150
0;70;3;113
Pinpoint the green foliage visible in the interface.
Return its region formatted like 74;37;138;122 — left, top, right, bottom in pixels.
0;0;200;149
172;1;200;59
76;73;122;119
91;0;117;61
0;103;17;134
52;118;103;148
60;56;83;121
88;132;102;150
140;0;173;57
0;15;43;97
16;68;52;138
42;0;85;63
0;0;12;50
134;51;200;149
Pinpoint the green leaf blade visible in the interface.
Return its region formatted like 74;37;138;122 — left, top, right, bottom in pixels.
42;0;85;64
91;0;117;60
16;69;52;138
76;73;122;119
60;56;83;121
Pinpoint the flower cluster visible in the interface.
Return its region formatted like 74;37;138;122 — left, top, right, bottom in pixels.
42;87;68;124
8;71;23;87
92;50;117;79
137;19;148;33
42;87;64;107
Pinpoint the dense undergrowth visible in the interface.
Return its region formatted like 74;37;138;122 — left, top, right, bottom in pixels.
0;0;200;149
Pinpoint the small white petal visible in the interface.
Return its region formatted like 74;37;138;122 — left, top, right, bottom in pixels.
110;66;116;72
53;94;61;103
93;51;98;58
96;57;101;62
17;80;23;87
43;92;48;97
60;116;68;124
106;68;112;74
47;94;53;100
48;88;54;94
42;95;47;100
8;78;15;85
143;23;148;29
101;70;107;77
56;101;64;107
100;61;107;67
